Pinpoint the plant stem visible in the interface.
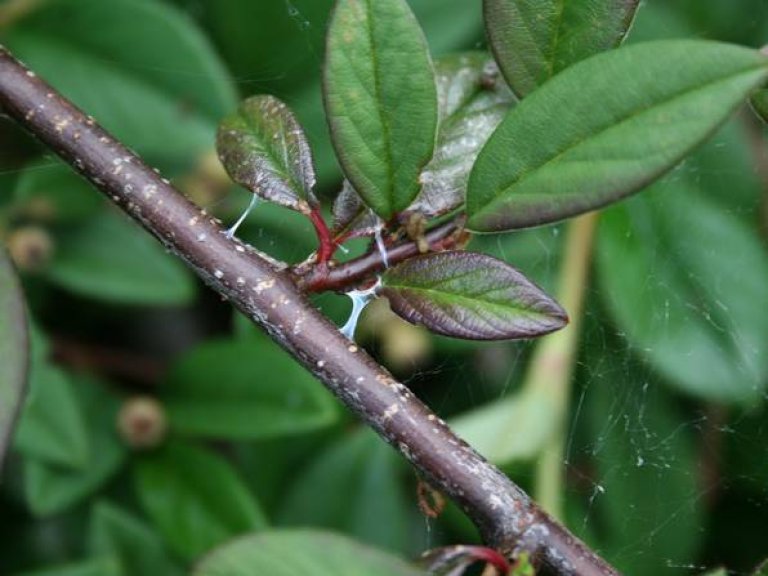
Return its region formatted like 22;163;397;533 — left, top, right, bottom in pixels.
527;212;599;519
0;46;619;576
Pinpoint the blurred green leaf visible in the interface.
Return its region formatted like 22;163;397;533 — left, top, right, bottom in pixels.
217;96;318;213
2;0;236;166
410;52;514;217
14;558;120;576
23;377;126;517
134;441;267;561
14;366;89;470
381;251;567;340
467;41;768;232
752;88;768;124
451;388;558;465
46;210;195;306
194;529;426;576
408;0;482;56
484;0;639;97
700;570;728;576
576;355;704;573
162;336;337;440
597;182;768;402
14;162;102;223
279;430;410;552
0;246;28;473
89;501;183;576
324;0;437;219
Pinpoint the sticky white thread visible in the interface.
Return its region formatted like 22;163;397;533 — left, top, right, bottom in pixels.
225;195;259;239
374;219;389;268
339;279;381;340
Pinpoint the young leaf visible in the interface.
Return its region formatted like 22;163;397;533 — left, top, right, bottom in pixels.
89;502;183;576
409;52;515;217
467;40;768;232
331;180;380;239
324;0;438;219
194;530;426;576
217;95;318;214
597;182;768;403
0;246;28;474
381;251;567;340
484;0;639;97
134;441;267;561
46;210;195;306
162;336;337;440
23;377;126;517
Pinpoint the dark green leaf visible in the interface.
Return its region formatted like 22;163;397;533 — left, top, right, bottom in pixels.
162;336;337;439
324;0;438;219
381;251;567;340
14;366;89;470
23;377;126;516
484;0;639;97
14;161;102;223
194;530;426;576
217;96;318;213
410;52;514;217
46;210;195;306
409;0;483;56
467;40;768;232
89;502;183;576
0;246;28;473
2;0;236;165
597;182;768;402
134;441;267;561
15;558;120;576
279;429;410;552
752;88;768;123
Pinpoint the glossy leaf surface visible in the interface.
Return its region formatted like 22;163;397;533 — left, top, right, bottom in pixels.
467;41;768;232
0;247;28;473
381;251;567;340
195;530;426;576
484;0;639;97
217;95;318;213
324;0;437;219
597;182;768;402
410;52;514;217
135;441;267;560
162;336;337;439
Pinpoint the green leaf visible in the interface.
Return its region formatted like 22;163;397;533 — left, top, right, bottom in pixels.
279;429;410;552
752;88;768;123
14;161;102;223
2;0;236;165
217;96;318;214
0;246;28;473
194;530;426;576
23;377;126;516
89;502;183;576
381;251;567;340
14;366;89;470
410;52;514;217
466;40;768;232
14;558;120;576
46;210;195;306
451;388;558;465
134;441;267;561
597;182;768;402
162;336;337;439
484;0;639;97
324;0;438;219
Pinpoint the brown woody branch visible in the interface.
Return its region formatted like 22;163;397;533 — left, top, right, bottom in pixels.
0;46;619;576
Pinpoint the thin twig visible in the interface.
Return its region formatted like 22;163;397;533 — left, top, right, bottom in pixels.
0;45;619;576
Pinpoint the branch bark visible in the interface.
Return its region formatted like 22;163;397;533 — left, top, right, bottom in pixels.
0;46;619;576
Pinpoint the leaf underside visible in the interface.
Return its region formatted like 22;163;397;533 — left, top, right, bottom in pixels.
217;95;318;214
381;251;567;340
467;40;768;233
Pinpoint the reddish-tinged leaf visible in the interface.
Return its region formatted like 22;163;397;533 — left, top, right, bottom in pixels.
217;95;317;214
332;180;380;239
381;251;567;340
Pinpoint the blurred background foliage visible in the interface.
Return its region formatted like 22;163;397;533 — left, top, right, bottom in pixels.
0;0;767;575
